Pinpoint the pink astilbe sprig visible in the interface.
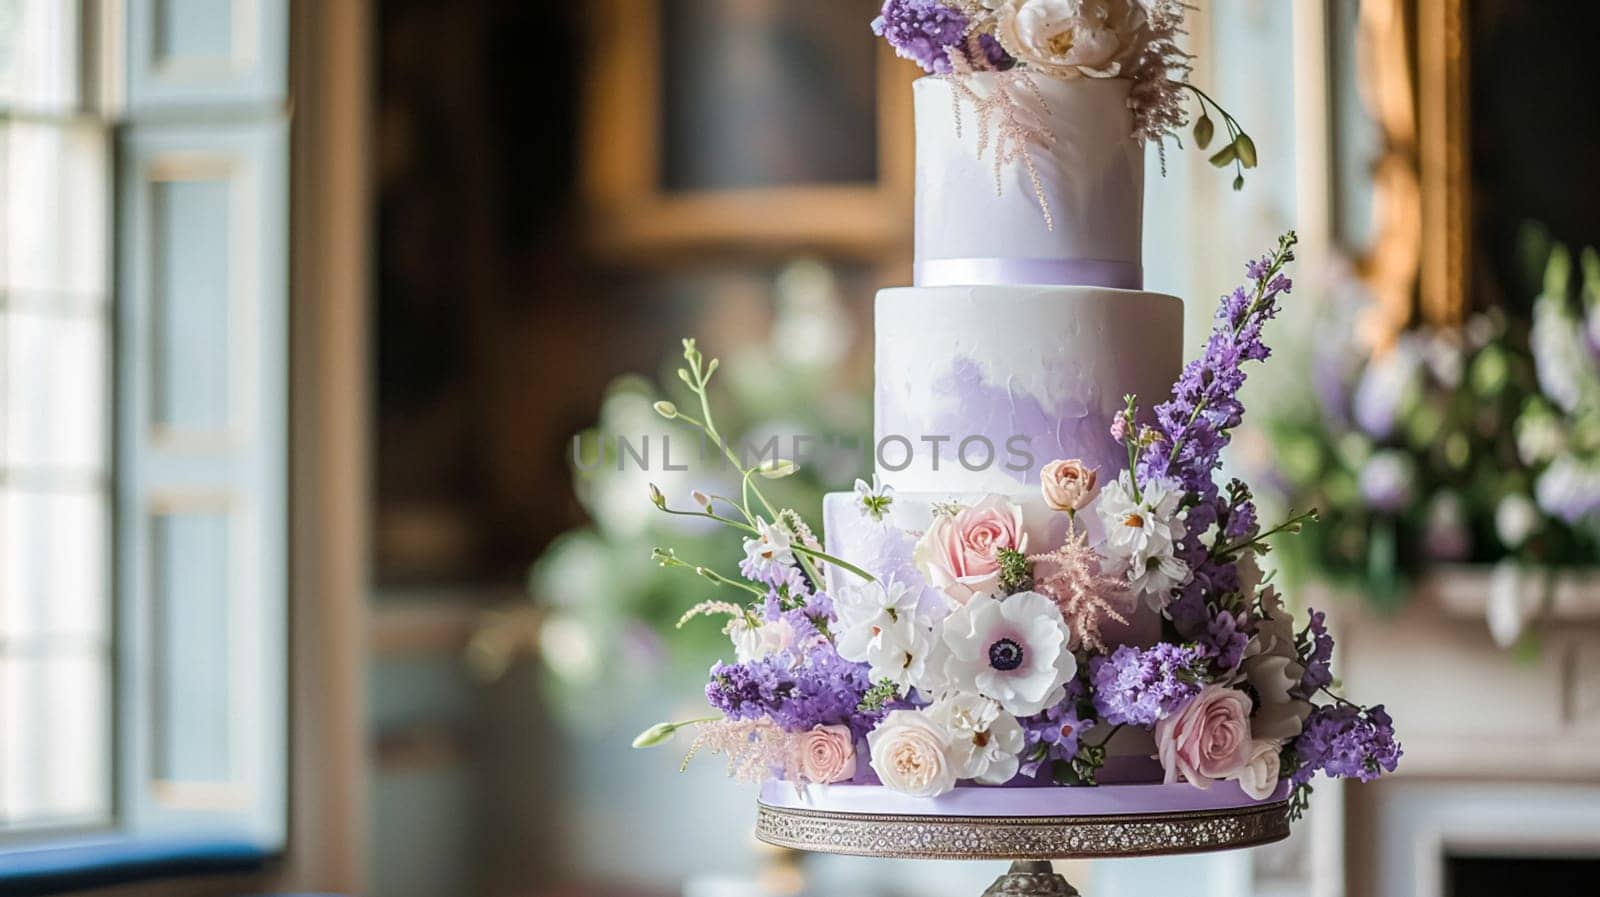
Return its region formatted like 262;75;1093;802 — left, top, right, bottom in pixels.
1028;523;1131;653
681;719;801;783
1127;0;1196;151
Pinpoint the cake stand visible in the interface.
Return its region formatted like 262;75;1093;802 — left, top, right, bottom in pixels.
754;779;1291;896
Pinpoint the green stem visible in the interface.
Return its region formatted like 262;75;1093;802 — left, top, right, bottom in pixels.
1094;723;1126;748
1214;509;1319;559
792;544;875;584
654;503;758;535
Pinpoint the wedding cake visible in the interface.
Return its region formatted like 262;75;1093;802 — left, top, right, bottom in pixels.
635;0;1399;824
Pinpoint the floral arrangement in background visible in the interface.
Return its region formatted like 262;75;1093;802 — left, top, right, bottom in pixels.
635;234;1399;816
871;0;1259;189
1262;236;1600;645
484;263;869;721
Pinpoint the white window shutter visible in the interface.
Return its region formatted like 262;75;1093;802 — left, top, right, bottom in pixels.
115;0;289;850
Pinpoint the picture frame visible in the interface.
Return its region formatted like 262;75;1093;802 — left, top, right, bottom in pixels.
580;0;915;260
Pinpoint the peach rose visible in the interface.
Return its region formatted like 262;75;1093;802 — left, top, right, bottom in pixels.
794;724;857;784
1231;738;1283;801
1040;459;1100;512
1154;684;1253;789
867;709;957;797
912;495;1028;604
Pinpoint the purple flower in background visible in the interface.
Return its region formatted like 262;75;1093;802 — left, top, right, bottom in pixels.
1299;609;1334;693
1351;337;1421;438
1289;703;1401;786
706;643;877;737
1019;685;1092;777
1089;643;1206;727
1358;450;1414;513
871;0;970;74
1535;457;1600;524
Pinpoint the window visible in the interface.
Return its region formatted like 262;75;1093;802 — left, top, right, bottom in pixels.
0;0;113;832
0;0;290;855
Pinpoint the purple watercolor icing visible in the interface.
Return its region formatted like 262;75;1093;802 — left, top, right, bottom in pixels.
906;356;1121;486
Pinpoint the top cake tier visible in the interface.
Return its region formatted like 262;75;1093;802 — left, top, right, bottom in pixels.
913;74;1143;290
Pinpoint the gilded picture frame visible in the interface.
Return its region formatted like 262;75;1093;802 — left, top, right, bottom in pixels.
580;0;916;260
1353;0;1470;342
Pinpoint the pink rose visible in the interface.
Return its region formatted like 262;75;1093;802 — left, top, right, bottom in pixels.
1040;459;1100;512
1154;684;1253;789
913;495;1028;603
794;724;856;784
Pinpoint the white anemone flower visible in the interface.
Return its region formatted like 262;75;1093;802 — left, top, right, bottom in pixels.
938;591;1075;716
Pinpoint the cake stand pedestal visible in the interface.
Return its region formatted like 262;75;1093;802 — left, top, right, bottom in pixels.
754;792;1291;897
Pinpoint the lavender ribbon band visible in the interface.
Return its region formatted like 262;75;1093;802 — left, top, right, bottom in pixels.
915;257;1143;290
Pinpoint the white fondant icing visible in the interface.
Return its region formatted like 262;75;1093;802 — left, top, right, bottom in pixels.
873;285;1183;495
913;75;1144;282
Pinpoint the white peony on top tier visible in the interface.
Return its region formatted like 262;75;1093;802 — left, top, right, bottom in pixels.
913;74;1144;290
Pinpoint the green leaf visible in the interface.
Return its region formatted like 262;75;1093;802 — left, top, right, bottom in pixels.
1234;133;1258;168
1193;115;1215;149
1208;143;1236;168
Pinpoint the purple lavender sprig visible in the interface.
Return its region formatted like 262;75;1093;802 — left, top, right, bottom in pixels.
1134;232;1299;637
705;644;878;739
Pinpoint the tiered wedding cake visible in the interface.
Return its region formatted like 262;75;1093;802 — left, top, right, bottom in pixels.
636;0;1399;825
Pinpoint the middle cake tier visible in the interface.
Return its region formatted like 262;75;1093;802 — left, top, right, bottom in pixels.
875;285;1184;495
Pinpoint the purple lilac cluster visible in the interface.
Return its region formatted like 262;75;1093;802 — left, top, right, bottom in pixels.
1299;609;1335;693
1019;682;1093;778
1088;643;1206;727
739;554;810;596
870;0;1012;74
706;644;876;737
1289;704;1401;786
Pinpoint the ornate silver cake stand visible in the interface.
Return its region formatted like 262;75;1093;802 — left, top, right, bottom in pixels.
755;797;1291;896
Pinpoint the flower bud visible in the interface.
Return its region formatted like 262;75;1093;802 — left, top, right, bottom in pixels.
654;401;678;419
632;721;677;749
648;482;666;508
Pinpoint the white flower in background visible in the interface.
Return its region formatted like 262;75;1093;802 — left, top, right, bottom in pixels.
1239;586;1312;742
868;709;958;797
1530;291;1591;414
940;591;1075;716
1230;738;1284;801
741;517;795;578
1485;560;1539;649
991;0;1146;79
1535;456;1600;524
1494;493;1541;550
927;693;1026;785
834;579;937;690
1095;471;1191;610
853;474;896;521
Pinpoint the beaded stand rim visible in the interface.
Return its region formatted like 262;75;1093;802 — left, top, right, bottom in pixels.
754;798;1292;860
